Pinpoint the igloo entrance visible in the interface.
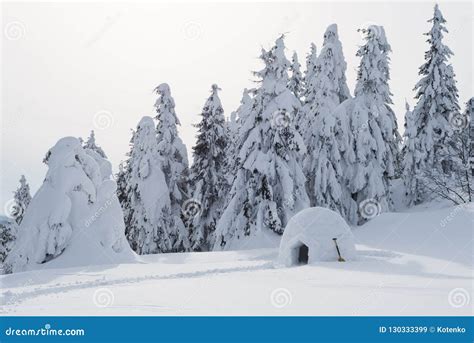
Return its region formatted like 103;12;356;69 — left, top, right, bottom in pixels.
297;244;309;264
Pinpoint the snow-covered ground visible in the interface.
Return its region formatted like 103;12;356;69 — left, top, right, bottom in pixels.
1;204;472;316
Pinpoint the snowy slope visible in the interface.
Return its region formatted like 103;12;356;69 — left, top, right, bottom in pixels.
1;204;472;316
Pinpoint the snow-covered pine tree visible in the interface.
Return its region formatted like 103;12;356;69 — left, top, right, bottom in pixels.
83;130;107;158
402;102;418;206
469;98;474;176
0;218;16;268
424;98;473;204
289;52;303;100
214;36;309;249
337;25;399;223
116;159;131;236
303;43;318;97
154;83;190;251
297;43;318;140
223;88;255;196
188;84;228;251
82;130;115;183
116;162;128;207
124;117;174;254
445;98;473;202
303;24;352;217
11;175;31;225
410;4;460;203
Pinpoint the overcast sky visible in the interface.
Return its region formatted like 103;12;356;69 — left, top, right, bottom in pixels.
1;1;472;212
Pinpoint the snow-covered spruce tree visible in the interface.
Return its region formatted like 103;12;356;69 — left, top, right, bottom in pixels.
124;117;176;254
296;43;318;139
303;24;352;217
85;135;115;184
214;36;309;249
423;98;473;204
402;102;418;206
409;4;460;203
227;88;253;169
154;83;190;251
117;131;135;236
337;25;400;223
11;175;31;225
224;88;255;189
188;84;229;251
116;161;128;211
83;130;107;158
0;218;16;268
303;43;318;97
470;98;474;176
6;137;133;273
289;52;303;100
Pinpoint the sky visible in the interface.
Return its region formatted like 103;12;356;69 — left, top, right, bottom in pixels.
1;1;472;213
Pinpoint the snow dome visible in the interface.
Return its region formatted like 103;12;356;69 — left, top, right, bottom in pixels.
278;207;357;266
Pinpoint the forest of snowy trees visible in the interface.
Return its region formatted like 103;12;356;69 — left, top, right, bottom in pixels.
2;4;472;272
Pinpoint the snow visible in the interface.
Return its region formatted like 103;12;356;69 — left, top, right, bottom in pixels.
5;137;136;273
278;207;356;266
214;36;309;249
1;204;471;316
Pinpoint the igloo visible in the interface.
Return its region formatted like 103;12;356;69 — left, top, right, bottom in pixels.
278;207;357;266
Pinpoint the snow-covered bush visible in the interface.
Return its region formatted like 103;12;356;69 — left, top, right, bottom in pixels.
423;98;473;204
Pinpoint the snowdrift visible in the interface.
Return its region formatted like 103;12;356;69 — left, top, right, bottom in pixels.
6;137;136;273
0;204;471;316
278;207;357;266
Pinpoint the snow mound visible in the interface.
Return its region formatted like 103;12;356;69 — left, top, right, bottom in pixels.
278;207;356;266
6;137;136;273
